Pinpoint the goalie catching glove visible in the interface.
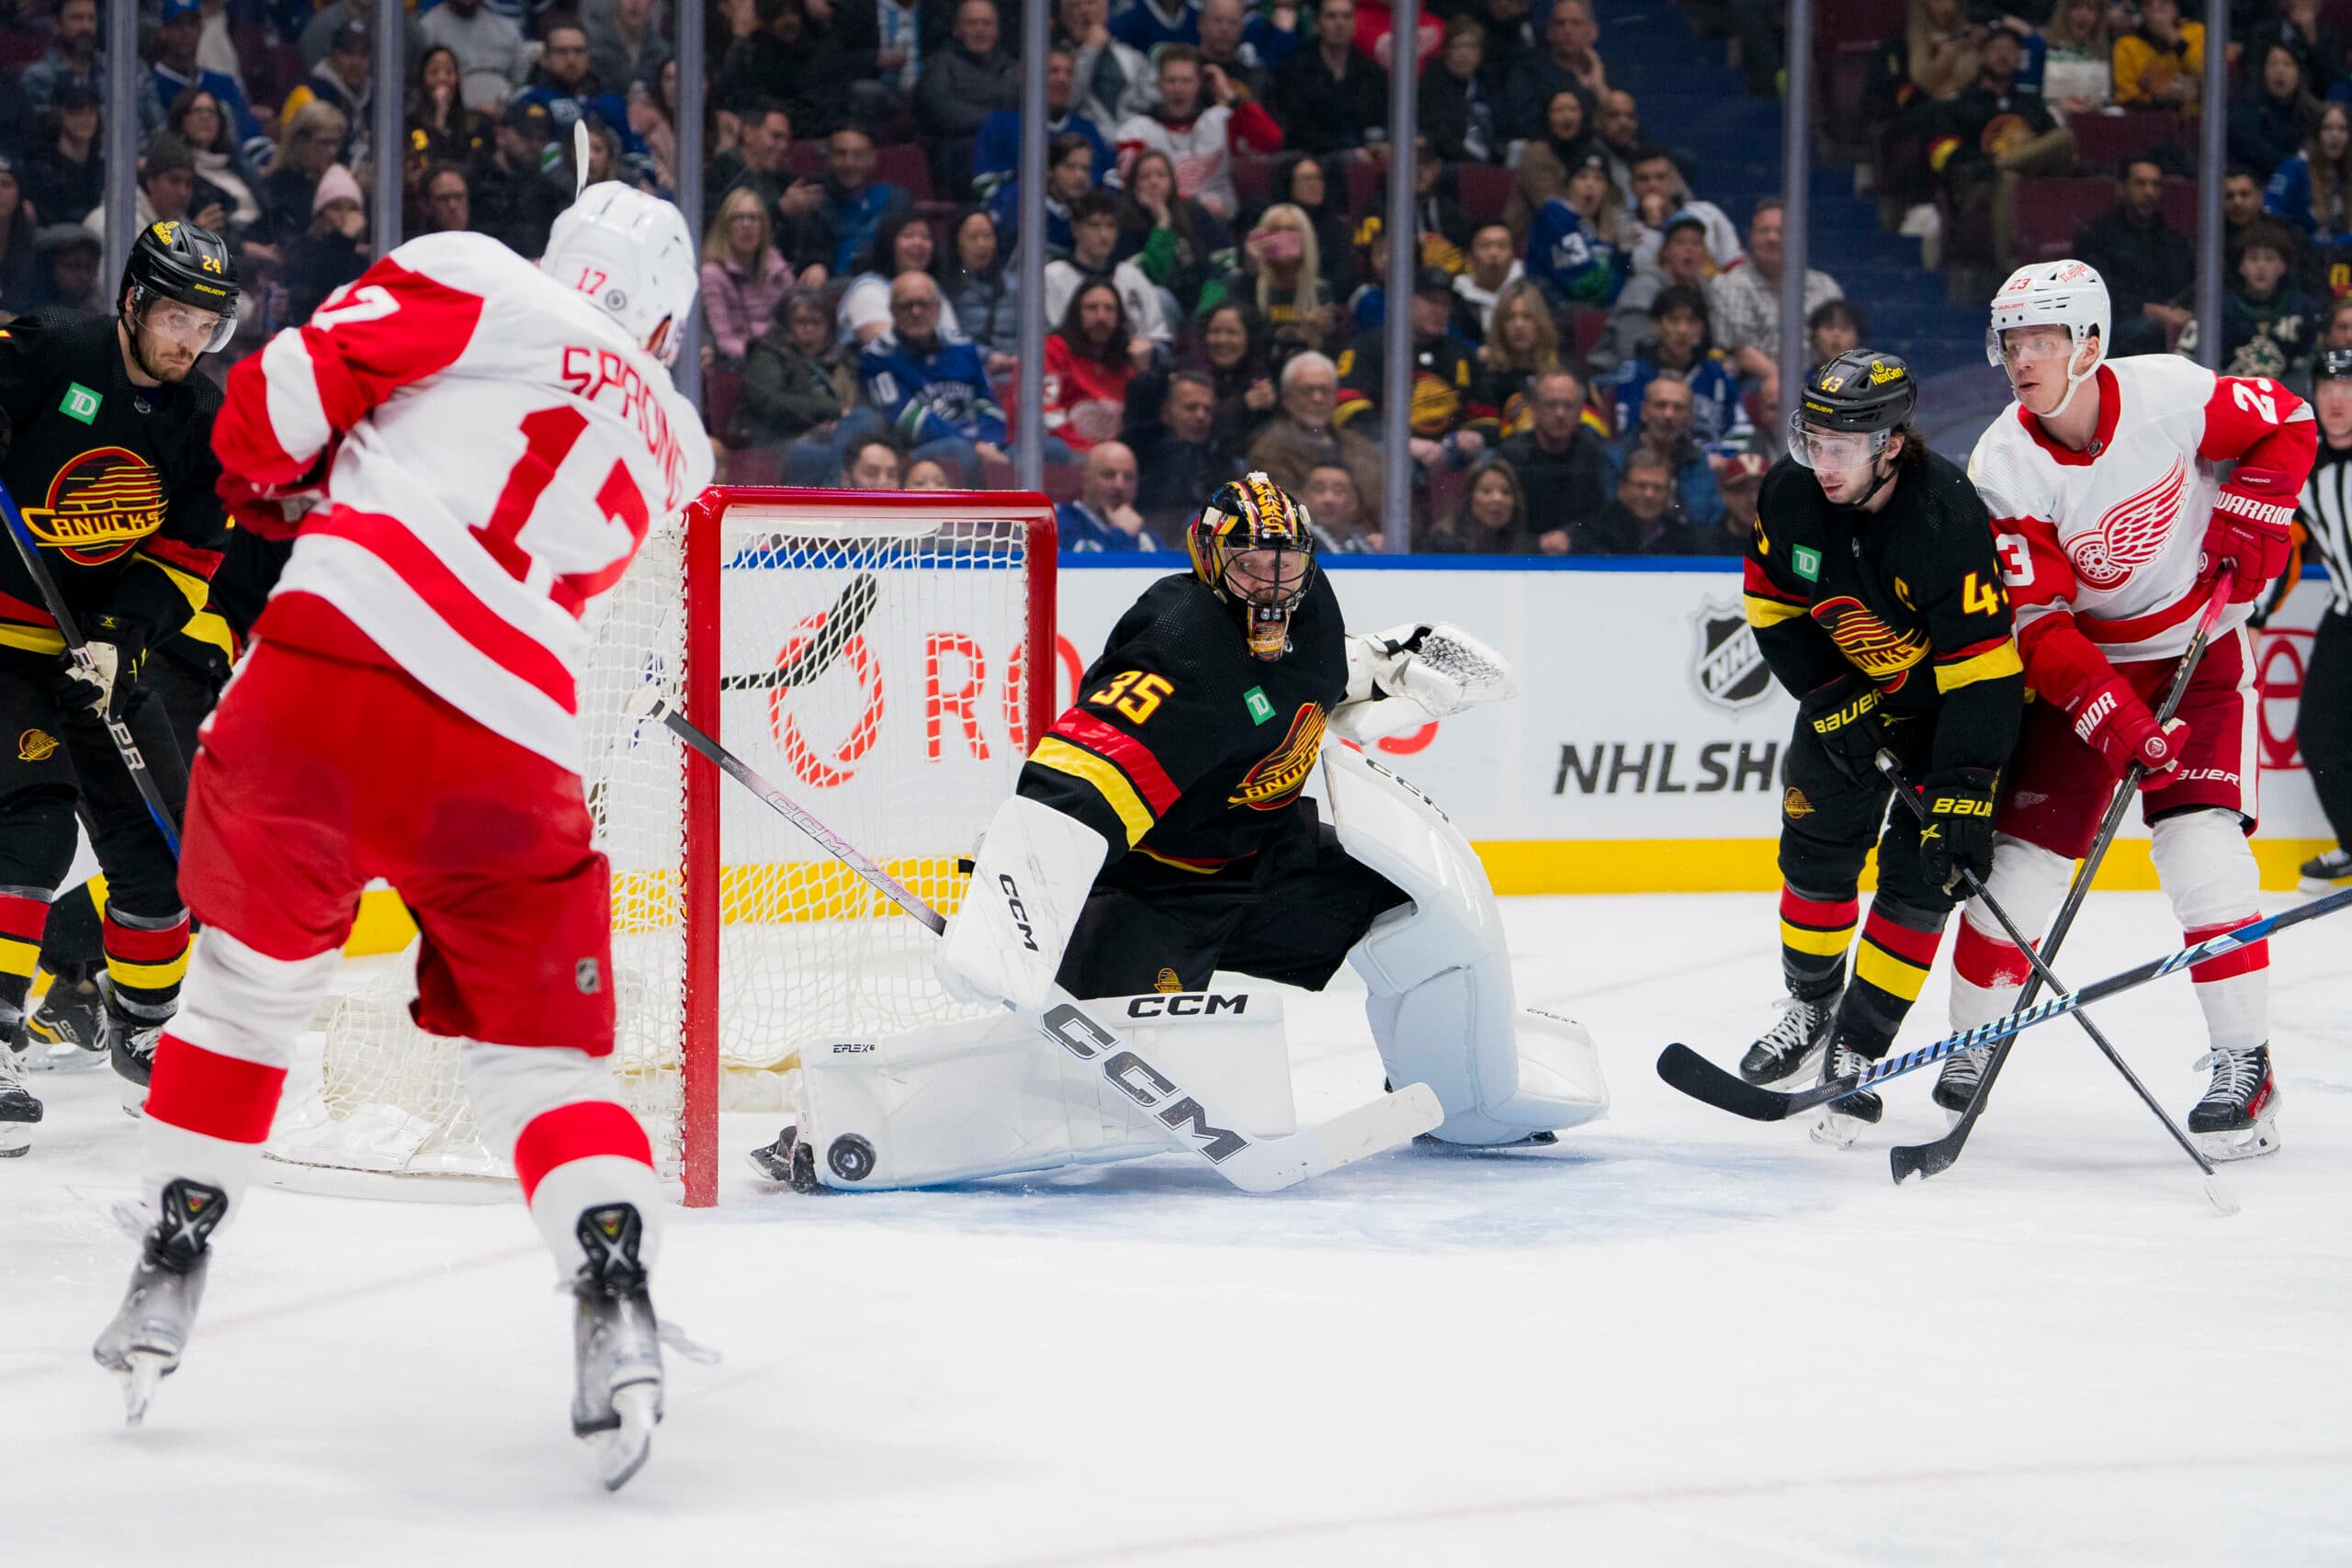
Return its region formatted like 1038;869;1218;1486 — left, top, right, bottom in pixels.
1331;622;1517;744
935;795;1109;1012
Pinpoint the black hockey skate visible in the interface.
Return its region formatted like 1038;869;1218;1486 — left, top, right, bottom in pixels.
24;968;106;1070
1931;1044;1994;1124
97;976;164;1116
1739;993;1838;1087
92;1178;228;1424
747;1125;821;1192
2187;1044;2281;1161
571;1203;664;1492
2299;848;2352;896
0;1018;43;1156
1809;1040;1884;1149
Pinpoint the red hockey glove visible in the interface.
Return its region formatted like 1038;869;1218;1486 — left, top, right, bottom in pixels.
2070;674;2187;791
2203;467;2297;604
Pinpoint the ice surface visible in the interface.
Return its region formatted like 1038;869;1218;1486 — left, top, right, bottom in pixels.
9;893;2349;1566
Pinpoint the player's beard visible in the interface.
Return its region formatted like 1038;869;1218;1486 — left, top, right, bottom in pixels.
129;323;198;385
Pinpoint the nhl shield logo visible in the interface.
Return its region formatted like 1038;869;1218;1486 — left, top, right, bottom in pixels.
1689;596;1772;712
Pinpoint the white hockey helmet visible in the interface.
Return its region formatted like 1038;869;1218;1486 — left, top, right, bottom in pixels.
542;182;697;365
1986;259;2110;414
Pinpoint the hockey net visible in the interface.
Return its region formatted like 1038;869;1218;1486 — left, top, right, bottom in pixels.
264;489;1058;1205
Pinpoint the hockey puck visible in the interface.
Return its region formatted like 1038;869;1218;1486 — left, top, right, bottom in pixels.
827;1134;876;1183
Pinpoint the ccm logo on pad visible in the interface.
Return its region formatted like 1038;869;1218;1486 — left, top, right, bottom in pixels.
1125;993;1250;1018
1000;874;1038;952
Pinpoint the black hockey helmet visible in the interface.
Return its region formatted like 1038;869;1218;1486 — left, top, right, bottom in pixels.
120;219;240;353
2316;346;2352;383
1189;472;1317;660
1793;349;1917;436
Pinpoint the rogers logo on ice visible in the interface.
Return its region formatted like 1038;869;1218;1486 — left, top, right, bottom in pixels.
2070;455;2186;590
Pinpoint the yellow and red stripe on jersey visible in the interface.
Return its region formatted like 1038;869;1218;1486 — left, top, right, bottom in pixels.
1933;633;2023;694
1029;709;1182;847
1741;557;1809;627
0;585;63;655
1134;845;1238;874
1852;908;1944;1003
1779;886;1858;957
136;535;224;614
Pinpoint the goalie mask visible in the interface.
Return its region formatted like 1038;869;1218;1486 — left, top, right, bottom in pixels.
1189;473;1317;660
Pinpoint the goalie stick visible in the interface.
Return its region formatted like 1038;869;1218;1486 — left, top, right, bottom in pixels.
627;688;1444;1191
1875;752;2233;1213
1654;883;2352;1122
1890;570;2233;1185
0;472;181;854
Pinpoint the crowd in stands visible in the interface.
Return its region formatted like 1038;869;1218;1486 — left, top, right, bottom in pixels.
2;0;2330;555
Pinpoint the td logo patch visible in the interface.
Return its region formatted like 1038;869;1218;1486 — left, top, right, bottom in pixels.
1791;545;1822;582
1243;685;1274;725
59;383;101;424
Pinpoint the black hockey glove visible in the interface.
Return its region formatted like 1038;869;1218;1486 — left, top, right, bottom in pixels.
1918;767;1998;897
1797;674;1888;785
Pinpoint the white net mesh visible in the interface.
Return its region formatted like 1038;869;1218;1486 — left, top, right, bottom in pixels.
265;496;1047;1191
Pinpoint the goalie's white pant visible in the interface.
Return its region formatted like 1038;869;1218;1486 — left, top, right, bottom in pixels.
1324;743;1609;1145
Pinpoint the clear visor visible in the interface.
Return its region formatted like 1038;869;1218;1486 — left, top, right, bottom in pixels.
132;286;235;354
1786;416;1886;476
1988;323;2075;367
1223;542;1312;607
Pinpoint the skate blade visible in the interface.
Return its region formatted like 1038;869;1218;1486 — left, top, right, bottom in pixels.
587;1382;661;1492
2298;875;2352;897
118;1349;171;1426
0;1121;30;1156
1809;1111;1858;1150
2194;1120;2281;1163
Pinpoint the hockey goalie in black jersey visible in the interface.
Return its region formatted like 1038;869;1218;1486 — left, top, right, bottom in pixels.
752;474;1609;1191
1737;352;2025;1146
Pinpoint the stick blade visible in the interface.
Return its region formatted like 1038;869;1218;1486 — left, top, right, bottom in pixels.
1217;1083;1443;1193
1655;1044;1800;1122
1889;1129;1966;1184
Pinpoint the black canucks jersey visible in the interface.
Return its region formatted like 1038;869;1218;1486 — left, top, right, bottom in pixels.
1744;449;2024;776
0;310;227;661
1021;570;1350;874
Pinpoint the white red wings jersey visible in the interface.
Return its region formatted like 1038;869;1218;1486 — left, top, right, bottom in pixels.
215;231;713;773
1966;355;2313;668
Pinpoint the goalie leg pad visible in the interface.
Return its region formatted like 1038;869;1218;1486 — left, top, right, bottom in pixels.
791;994;1295;1190
2150;807;2268;1052
936;795;1109;1012
1324;744;1608;1145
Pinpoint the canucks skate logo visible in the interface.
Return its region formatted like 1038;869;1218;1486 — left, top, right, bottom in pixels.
1811;596;1928;687
2072;455;2186;591
20;447;166;565
1228;704;1326;809
1689;596;1773;712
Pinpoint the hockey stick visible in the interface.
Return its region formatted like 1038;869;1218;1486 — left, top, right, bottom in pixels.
627;689;1444;1191
1875;752;2234;1213
1656;883;2352;1122
0;474;181;855
1889;570;2234;1184
718;571;881;692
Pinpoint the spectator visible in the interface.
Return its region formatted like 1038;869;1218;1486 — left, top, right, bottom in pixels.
1383;133;1473;266
2267;102;2352;244
1422;15;1498;165
993;130;1102;254
418;163;472;233
1059;0;1152;130
22;0;163;141
257;102;350;255
0;158;35;314
843;434;905;490
283;22;375;151
741;288;858;478
917;0;1021;196
1616;284;1747;451
83;133;220;243
1623;147;1742;276
1805;299;1865;378
1046;191;1174;345
2032;0;2113;115
2224;163;2268;243
1241;202;1336;354
820;127;911;277
839;211;965;344
718;0;848;137
1607;375;1722;531
299;0;368;71
1904;0;1983;104
1125;367;1246;533
1703;450;1767;553
2231;45;2317;183
1057;440;1160;550
1114;0;1202;53
286;163;370;321
1593;87;1640;191
700;187;792;367
1524;151;1628;309
2325;293;2352;349
1269;152;1356;300
2252;0;2343;98
2078;153;2195;355
1248;350;1382;518
416;0;530;115
944;207;1020;358
587;0;673;95
23;83;104;229
1334;267;1494;472
1593;210;1709;375
514;17;639;158
152;0;262;149
2112;0;2202;113
1452;222;1521;337
1044;277;1153;452
29;223;105;314
1507;88;1596;231
1186;298;1278;450
1472;0;1535;101
706;103;831;276
1305;459;1382;549
1273;0;1386;158
170;92;260;243
628;58;684;196
1475;277;1560;434
1935;28;2077;268
975;47;1111;215
858;271;1009;481
1424;456;1528;553
469;98;568;259
1585;450;1702;556
1196;0;1282;106
1504;0;1604;145
1497;367;1610;552
1709;198;1841;413
831;0;924;114
410;48;496;175
1117;148;1236;320
903;457;956;490
2183;220;2317;381
1115;44;1283;223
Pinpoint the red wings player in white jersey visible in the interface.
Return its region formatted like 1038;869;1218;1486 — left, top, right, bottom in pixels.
1950;260;2312;1158
90;185;714;1489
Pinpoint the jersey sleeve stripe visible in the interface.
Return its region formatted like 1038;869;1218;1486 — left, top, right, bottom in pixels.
1133;846;1233;874
1933;639;2023;693
1744;592;1809;628
1029;736;1156;845
256;326;332;468
132;551;212;612
141;536;223;580
1741;557;1807;604
1052;709;1182;815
